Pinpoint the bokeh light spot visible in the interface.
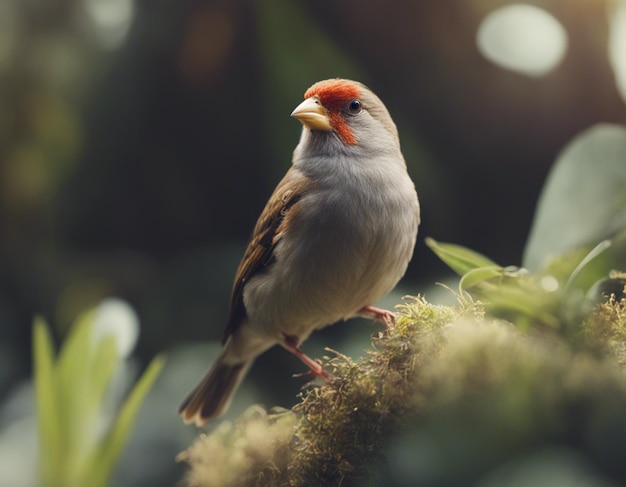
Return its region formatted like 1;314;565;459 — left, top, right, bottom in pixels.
92;298;140;359
84;0;134;49
609;0;626;104
541;275;559;293
477;4;568;77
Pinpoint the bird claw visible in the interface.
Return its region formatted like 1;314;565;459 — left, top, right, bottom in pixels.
283;334;334;384
358;305;396;328
292;368;334;384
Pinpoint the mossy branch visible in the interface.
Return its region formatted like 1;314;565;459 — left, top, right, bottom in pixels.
178;290;626;487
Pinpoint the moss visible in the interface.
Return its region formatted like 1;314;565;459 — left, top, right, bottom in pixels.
583;277;626;366
178;293;626;486
177;406;298;487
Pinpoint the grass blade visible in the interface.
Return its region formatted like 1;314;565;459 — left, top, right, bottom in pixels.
89;354;166;487
33;317;62;487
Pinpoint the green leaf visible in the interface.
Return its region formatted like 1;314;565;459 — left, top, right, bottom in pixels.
523;124;626;270
565;239;612;291
89;354;166;487
484;284;560;330
459;265;505;293
33;317;63;487
426;237;500;276
86;335;119;418
33;307;163;487
54;311;96;482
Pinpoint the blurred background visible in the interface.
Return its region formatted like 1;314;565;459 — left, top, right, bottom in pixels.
1;0;625;485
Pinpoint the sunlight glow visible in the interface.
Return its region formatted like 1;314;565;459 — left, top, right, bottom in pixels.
477;4;568;77
540;275;559;293
92;298;139;358
608;0;626;104
84;0;134;49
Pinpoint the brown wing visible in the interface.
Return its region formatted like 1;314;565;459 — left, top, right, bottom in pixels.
222;167;312;342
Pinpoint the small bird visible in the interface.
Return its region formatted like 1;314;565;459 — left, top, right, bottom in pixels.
179;79;420;426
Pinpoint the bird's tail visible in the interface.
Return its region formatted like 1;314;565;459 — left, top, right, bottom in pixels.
179;350;251;426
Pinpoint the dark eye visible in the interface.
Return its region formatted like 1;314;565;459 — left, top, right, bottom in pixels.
347;99;362;114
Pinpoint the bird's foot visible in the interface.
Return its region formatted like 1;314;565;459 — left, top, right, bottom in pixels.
283;334;334;384
292;369;334;384
357;305;396;328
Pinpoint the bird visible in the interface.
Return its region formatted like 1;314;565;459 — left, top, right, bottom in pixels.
179;78;420;426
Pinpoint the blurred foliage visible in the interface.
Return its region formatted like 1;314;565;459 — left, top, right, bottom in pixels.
1;0;626;486
428;120;626;333
34;313;164;487
426;237;561;330
523;124;626;271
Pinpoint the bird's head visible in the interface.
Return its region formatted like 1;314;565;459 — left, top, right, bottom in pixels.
291;79;399;152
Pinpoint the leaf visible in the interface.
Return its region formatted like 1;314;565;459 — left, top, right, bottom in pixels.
608;0;626;105
523;124;626;270
565;240;612;291
33;317;63;487
33;307;162;487
89;354;166;487
459;265;505;293
484;283;560;330
86;334;119;420
425;237;500;276
54;311;95;482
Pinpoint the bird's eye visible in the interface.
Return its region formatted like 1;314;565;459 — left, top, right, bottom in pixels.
347;99;362;114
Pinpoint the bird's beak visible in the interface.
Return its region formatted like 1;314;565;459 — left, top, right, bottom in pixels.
291;96;333;131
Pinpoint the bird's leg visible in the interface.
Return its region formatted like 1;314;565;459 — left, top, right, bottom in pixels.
283;334;333;383
357;305;396;328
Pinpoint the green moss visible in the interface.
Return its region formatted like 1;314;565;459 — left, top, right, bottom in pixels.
177;406;298;487
178;292;626;486
583;277;626;365
178;297;473;486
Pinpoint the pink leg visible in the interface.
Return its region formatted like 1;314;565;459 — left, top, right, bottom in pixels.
283;335;333;383
357;305;396;327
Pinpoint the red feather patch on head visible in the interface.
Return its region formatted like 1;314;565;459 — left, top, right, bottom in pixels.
304;79;361;145
304;79;361;111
